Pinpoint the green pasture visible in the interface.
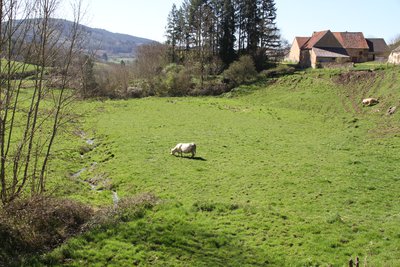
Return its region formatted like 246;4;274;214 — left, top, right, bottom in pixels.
40;67;400;266
0;58;37;73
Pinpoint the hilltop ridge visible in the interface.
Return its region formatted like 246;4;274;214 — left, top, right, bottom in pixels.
15;18;156;60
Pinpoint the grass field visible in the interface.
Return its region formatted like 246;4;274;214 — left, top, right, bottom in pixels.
38;66;400;266
0;58;37;73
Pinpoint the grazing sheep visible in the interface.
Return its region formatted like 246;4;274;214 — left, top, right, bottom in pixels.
362;97;379;106
171;143;196;158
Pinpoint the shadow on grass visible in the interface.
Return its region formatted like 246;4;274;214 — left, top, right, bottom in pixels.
172;155;207;161
188;156;207;161
41;205;270;266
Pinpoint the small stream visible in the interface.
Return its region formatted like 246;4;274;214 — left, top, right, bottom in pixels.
72;131;118;205
71;163;118;205
112;191;119;205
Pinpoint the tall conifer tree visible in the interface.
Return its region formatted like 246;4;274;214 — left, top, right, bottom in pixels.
259;0;280;51
243;0;259;56
166;0;282;70
166;4;179;62
219;0;236;66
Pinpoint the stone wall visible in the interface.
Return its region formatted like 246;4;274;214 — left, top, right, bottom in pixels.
346;48;369;63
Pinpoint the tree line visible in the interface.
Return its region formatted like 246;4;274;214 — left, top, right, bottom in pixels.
165;0;281;71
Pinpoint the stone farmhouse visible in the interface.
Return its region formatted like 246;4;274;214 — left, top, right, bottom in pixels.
287;30;388;68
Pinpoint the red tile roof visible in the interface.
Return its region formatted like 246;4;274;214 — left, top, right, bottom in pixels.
302;30;330;49
333;32;369;49
295;37;310;48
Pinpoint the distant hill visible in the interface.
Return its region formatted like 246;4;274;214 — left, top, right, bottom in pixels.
74;20;157;60
15;18;157;61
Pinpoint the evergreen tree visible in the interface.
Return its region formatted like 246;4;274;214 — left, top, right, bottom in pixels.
80;55;97;98
243;0;259;56
259;0;280;51
166;4;180;62
176;7;186;52
202;0;217;55
209;0;223;55
181;0;192;51
234;0;246;52
187;0;208;87
165;0;282;71
219;0;236;66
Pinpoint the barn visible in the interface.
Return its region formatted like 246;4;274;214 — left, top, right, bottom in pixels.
333;32;370;63
288;30;351;68
366;38;389;61
288;30;388;68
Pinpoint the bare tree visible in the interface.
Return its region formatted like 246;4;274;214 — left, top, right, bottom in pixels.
0;0;85;204
0;0;37;204
389;34;400;50
38;0;86;192
133;42;168;79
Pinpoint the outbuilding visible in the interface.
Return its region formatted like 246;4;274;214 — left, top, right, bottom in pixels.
366;38;389;61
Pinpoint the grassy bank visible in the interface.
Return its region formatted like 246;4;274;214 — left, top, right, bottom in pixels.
34;66;400;266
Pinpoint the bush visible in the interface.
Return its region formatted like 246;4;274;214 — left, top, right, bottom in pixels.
127;86;145;98
222;55;257;86
83;193;159;230
0;193;159;265
190;80;231;96
93;63;131;98
157;64;194;96
133;43;168;79
261;64;296;78
39;193;159;265
0;196;93;265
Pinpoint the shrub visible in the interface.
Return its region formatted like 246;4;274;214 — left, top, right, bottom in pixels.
222;55;257;86
93;63;131;98
0;193;159;265
0;196;93;265
157;64;194;96
133;43;168;79
190;80;231;96
84;193;159;230
128;79;157;98
39;193;159;265
127;86;145;98
262;64;296;78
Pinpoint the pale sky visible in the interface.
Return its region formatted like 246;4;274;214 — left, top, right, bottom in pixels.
69;0;400;43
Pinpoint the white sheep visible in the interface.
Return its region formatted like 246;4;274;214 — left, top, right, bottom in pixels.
171;143;196;158
362;97;379;106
